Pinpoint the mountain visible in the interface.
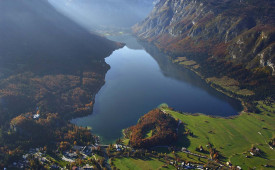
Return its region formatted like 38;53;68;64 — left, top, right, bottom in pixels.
48;0;157;28
0;0;119;65
0;0;124;165
0;0;122;125
133;0;275;99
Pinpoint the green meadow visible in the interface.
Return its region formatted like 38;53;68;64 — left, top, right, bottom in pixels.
113;157;174;170
115;101;274;169
162;101;275;169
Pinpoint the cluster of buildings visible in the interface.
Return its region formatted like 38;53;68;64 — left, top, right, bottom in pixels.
8;148;61;169
63;144;100;162
9;145;99;169
181;147;208;159
250;147;260;156
168;160;204;170
72;164;93;170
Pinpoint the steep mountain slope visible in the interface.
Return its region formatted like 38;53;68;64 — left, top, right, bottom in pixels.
0;0;119;64
0;0;124;165
133;0;275;99
0;0;122;125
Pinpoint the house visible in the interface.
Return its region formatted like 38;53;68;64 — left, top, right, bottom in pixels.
65;152;78;159
197;165;204;170
72;166;79;170
40;157;48;163
82;146;92;155
51;164;59;169
181;147;187;152
22;154;29;160
73;145;85;151
91;145;99;151
81;164;93;170
181;162;185;167
33;114;40;119
250;147;260;156
114;144;122;151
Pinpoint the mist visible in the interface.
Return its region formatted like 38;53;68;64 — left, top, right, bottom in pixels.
48;0;156;30
0;0;119;72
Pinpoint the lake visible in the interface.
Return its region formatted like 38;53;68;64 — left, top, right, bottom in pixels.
72;35;242;144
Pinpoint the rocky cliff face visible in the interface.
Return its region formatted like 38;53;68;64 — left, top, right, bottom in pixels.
133;0;275;76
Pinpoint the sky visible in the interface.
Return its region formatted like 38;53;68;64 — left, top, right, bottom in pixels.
48;0;156;29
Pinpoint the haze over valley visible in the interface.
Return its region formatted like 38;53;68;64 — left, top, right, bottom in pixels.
0;0;274;169
48;0;157;29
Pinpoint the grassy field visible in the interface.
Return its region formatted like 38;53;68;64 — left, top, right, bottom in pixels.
161;101;275;169
172;57;200;70
172;57;187;63
45;154;68;167
145;130;154;139
206;76;254;96
113;157;174;170
179;60;197;66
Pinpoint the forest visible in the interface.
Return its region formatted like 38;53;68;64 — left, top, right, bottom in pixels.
0;0;122;167
127;109;178;148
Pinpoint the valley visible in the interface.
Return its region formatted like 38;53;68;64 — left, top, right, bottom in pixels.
0;0;274;169
72;34;242;144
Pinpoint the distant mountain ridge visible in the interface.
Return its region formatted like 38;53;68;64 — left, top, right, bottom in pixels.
0;0;119;65
133;0;275;98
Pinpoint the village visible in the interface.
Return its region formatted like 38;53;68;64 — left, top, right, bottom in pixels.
7;107;263;170
7;109;231;170
7;140;216;170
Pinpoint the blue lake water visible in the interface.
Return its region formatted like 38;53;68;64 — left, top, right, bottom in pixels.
72;35;242;144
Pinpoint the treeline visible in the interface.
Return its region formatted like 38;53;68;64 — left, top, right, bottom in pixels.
128;109;178;148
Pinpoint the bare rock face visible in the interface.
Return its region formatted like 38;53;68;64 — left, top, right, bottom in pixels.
133;0;275;75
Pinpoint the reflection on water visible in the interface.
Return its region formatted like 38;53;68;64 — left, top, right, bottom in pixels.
141;41;242;110
72;35;242;144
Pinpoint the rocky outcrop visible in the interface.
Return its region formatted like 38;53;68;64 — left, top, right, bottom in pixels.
133;0;275;76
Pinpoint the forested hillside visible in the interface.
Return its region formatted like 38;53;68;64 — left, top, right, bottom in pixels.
0;0;122;166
